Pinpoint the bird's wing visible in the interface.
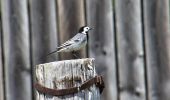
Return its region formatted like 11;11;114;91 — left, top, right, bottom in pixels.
57;41;74;49
57;33;81;49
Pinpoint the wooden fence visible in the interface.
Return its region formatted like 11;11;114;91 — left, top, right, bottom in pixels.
0;0;170;100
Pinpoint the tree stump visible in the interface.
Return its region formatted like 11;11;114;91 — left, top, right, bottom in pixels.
35;58;102;100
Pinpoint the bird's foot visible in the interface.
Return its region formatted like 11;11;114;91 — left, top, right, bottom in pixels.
72;51;80;59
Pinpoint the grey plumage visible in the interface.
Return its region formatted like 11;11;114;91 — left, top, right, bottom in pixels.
57;33;87;52
47;26;92;56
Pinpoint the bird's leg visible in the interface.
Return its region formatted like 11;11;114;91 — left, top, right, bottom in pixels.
72;51;79;59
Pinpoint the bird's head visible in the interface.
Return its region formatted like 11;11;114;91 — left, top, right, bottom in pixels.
79;26;93;34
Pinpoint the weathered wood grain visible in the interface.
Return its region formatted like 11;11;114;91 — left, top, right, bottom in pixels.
143;0;170;100
35;58;100;100
29;0;58;65
0;20;4;100
86;0;117;100
115;0;146;100
57;0;86;60
1;0;31;100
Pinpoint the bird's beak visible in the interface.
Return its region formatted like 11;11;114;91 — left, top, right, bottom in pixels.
90;28;94;30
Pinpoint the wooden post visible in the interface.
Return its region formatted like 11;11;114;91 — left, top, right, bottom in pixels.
35;58;101;100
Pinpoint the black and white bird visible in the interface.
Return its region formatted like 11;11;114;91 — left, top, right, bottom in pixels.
47;26;93;57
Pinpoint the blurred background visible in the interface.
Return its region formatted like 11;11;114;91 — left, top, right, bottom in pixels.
0;0;170;100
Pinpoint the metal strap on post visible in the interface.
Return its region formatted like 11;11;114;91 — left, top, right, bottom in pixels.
34;75;104;96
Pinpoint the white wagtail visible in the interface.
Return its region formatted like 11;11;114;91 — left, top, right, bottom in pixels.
47;26;93;58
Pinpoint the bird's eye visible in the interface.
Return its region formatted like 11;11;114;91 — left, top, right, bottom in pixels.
84;27;90;31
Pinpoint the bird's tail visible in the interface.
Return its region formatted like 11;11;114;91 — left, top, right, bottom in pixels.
46;50;58;57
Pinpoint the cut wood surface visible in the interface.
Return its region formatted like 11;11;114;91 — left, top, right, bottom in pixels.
35;58;101;100
1;0;31;100
57;0;86;60
115;0;146;100
86;0;117;100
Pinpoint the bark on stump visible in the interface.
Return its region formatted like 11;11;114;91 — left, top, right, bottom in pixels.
35;58;101;100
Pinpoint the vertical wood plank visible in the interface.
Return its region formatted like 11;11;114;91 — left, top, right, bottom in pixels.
1;0;31;100
0;19;4;100
142;1;158;100
115;0;146;100
29;0;58;65
86;0;117;100
143;0;170;100
57;0;86;60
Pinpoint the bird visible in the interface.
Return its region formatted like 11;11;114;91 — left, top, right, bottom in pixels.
47;26;93;58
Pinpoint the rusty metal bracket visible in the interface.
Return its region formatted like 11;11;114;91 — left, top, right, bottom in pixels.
34;75;104;96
